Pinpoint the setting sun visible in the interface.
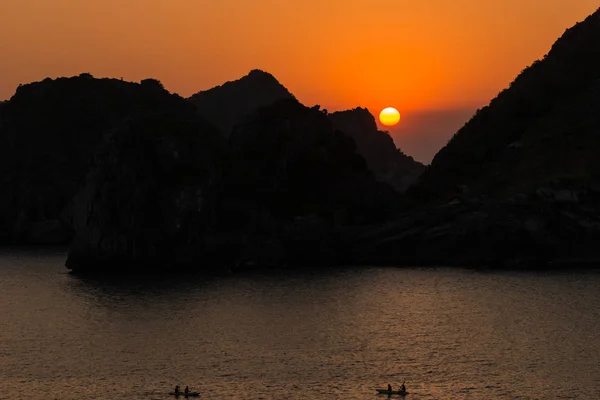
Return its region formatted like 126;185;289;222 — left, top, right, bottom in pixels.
379;107;401;127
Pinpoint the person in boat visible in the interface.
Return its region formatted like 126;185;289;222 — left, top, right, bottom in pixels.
184;386;190;395
174;385;180;395
387;384;392;392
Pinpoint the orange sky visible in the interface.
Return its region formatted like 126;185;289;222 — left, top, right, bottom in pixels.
1;0;598;162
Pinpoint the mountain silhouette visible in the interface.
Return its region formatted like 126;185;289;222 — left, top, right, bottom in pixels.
65;98;399;272
224;100;397;222
190;70;422;191
328;107;424;192
66;114;224;271
8;8;600;274
0;74;206;243
353;8;600;269
412;8;600;201
212;99;400;267
188;69;295;136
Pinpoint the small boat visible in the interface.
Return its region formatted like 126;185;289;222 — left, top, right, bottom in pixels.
376;388;408;396
168;392;200;397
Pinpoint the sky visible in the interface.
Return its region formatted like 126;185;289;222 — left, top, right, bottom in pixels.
1;1;598;163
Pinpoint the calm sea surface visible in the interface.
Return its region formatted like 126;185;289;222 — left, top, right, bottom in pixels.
1;248;600;400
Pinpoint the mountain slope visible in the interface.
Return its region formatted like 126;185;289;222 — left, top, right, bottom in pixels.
412;8;600;201
189;70;424;192
188;69;295;136
328;107;425;192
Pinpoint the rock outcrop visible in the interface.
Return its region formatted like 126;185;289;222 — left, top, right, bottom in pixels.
64;99;400;272
328;107;425;192
352;183;600;268
189;71;424;192
65;114;225;272
6;5;600;274
188;69;295;137
0;74;196;243
216;100;400;268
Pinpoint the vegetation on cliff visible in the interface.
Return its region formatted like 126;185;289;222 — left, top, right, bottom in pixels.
189;70;422;192
412;9;600;201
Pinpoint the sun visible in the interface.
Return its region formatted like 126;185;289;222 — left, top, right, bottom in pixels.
379;107;401;127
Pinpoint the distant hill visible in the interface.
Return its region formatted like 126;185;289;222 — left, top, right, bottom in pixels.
0;74;204;243
190;70;423;191
412;8;600;201
188;69;295;136
328;107;424;192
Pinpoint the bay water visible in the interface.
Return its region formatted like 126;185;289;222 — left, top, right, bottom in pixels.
1;248;599;399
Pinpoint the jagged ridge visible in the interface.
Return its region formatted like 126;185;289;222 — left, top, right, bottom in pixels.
188;69;295;136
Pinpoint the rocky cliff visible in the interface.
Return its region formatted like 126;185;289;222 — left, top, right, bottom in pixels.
65;114;225;271
214;100;400;268
0;74;196;243
328;107;425;192
190;71;423;192
6;6;600;273
351;185;600;268
65;99;400;272
412;8;600;202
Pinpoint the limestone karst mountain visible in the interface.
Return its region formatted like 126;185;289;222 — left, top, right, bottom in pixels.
0;74;201;243
328;107;425;192
189;70;423;191
411;8;600;201
188;69;295;137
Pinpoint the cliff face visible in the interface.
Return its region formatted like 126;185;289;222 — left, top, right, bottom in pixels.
412;8;600;202
65;99;400;271
225;100;397;222
189;71;424;192
0;74;196;243
66;114;224;271
188;69;295;136
328;108;425;192
216;100;400;267
0;71;405;271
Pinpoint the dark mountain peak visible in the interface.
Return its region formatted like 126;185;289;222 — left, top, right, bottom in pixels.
412;8;600;201
330;107;378;131
202;69;292;95
225;98;398;224
246;68;281;82
188;70;295;136
0;73;205;243
548;8;600;55
328;107;424;192
6;74;186;119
